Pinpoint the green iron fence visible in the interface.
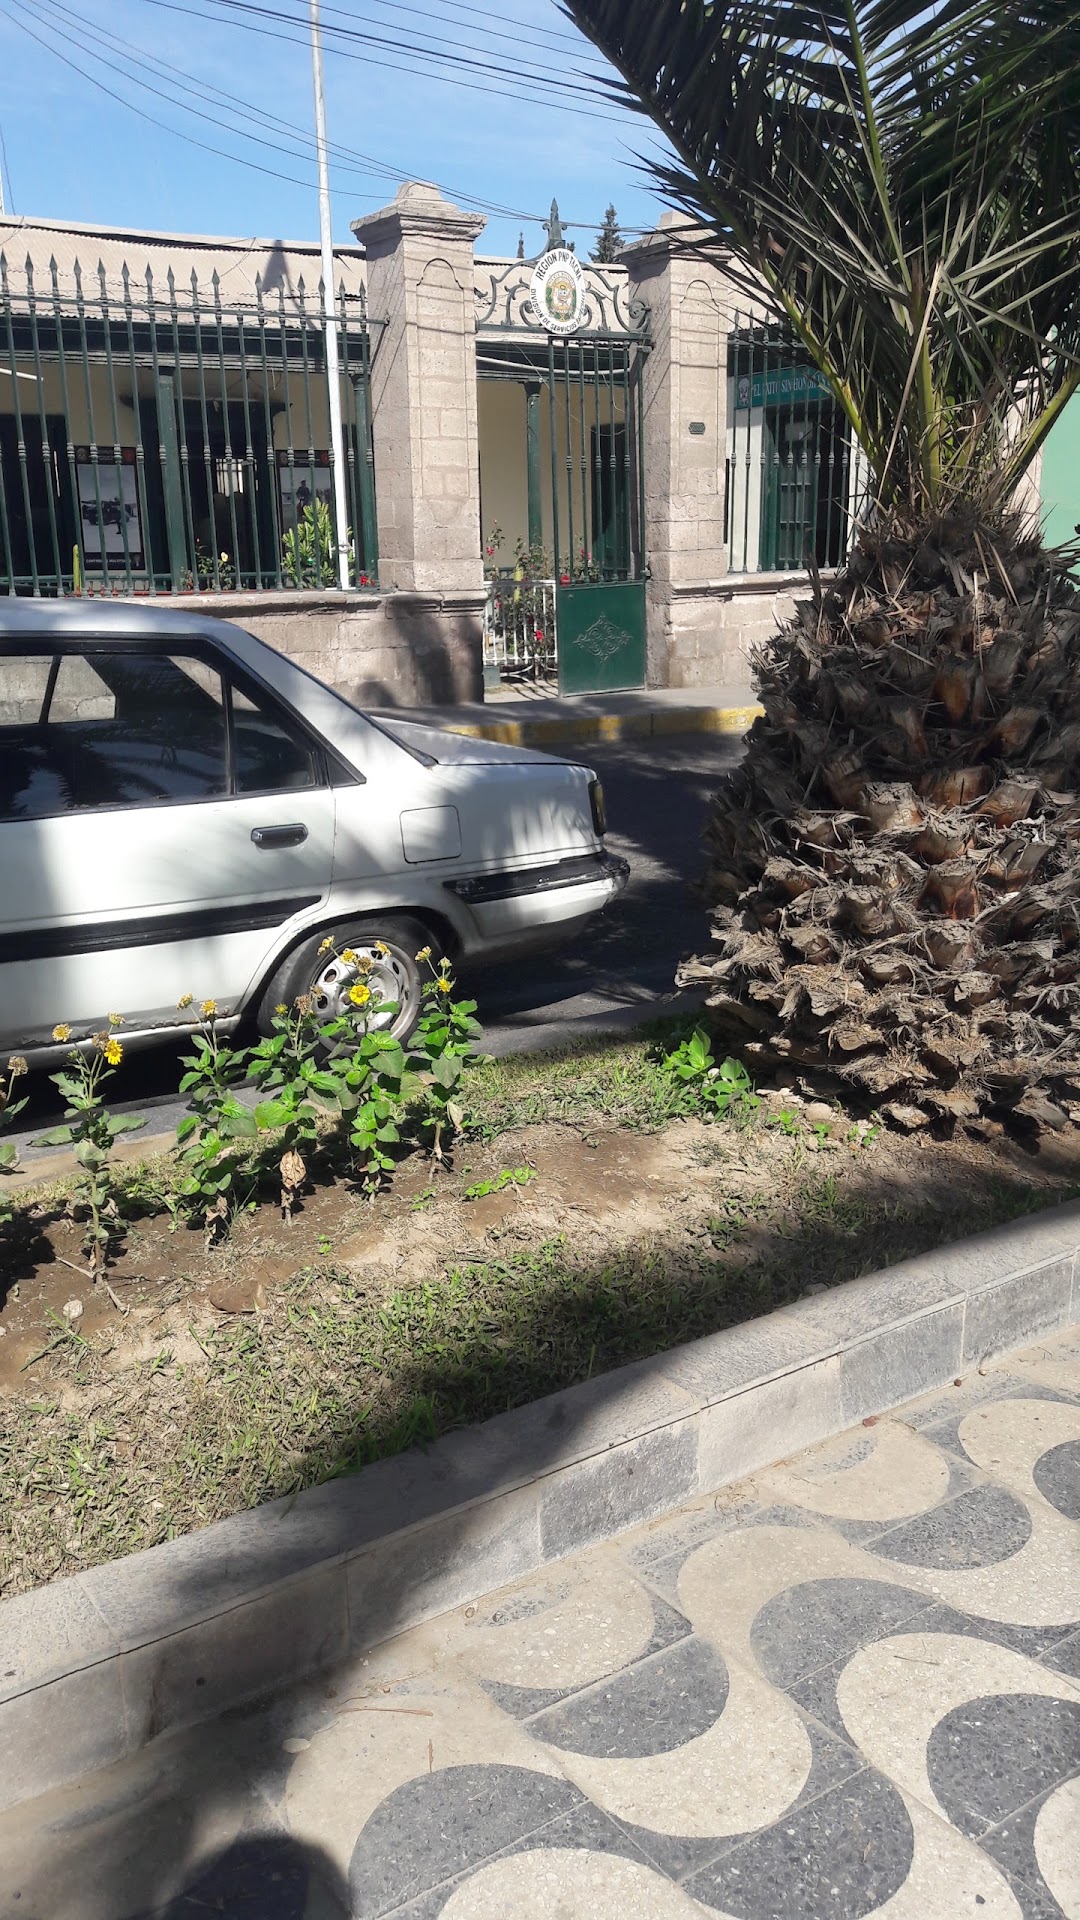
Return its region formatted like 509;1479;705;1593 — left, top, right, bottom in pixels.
725;317;871;574
0;254;378;597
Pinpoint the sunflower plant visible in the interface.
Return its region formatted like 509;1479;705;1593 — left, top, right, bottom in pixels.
408;954;484;1165
309;941;407;1196
174;999;257;1245
0;1054;28;1227
250;994;343;1219
34;1018;145;1276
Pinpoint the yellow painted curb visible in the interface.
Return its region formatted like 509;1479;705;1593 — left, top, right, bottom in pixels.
444;704;763;750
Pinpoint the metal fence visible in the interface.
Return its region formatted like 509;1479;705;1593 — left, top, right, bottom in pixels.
0;254;378;597
725;317;872;575
483;570;557;681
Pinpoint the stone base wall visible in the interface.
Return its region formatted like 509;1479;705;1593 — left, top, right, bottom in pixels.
656;572;827;689
161;588;485;707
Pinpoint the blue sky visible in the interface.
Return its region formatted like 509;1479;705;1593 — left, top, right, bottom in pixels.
0;0;667;257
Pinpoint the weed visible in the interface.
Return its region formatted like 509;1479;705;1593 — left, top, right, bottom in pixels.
661;1027;759;1122
34;1020;144;1277
174;1002;257;1246
410;954;484;1164
462;1167;536;1201
769;1107;802;1137
251;994;340;1218
0;1054;28;1226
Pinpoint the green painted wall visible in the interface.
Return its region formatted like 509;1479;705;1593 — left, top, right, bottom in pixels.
1040;391;1080;545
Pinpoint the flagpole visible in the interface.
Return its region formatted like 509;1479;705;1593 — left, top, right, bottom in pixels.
309;0;351;590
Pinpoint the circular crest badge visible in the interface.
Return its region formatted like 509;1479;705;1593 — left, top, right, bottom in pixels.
530;248;586;336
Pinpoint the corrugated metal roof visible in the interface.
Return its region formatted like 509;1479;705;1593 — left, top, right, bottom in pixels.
0;215;367;311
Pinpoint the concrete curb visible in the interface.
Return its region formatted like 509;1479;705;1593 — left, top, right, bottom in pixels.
441;702;763;749
3;1202;1078;1812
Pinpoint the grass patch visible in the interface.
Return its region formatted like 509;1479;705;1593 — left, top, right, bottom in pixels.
466;1025;692;1137
3;1118;1075;1596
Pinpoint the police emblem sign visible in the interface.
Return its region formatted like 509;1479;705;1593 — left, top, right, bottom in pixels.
530;248;586;335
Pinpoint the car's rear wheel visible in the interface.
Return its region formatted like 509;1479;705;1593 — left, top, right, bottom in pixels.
256;916;440;1043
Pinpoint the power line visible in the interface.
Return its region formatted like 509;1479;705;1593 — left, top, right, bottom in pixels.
200;0;605;100
137;0;629;120
245;0;595;67
23;0;548;222
187;0;611;103
331;0;586;57
1;4;347;196
6;0;652;237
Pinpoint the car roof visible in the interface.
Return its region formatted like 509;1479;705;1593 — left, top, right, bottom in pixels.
0;599;248;645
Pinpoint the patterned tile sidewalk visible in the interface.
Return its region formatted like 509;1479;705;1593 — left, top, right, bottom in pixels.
3;1328;1079;1920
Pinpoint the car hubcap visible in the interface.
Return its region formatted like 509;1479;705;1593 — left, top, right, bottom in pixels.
309;941;417;1036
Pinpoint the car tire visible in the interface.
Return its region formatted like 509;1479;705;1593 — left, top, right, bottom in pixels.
256;916;440;1044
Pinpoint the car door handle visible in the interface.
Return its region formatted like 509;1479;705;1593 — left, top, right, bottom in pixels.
251;823;309;849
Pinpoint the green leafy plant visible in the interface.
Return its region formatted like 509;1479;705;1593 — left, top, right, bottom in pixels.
463;1166;536;1201
769;1108;802;1138
174;999;257;1246
410;952;484;1165
34;1019;144;1278
661;1028;758;1121
0;1053;28;1226
305;940;408;1196
281;499;360;588
251;994;342;1219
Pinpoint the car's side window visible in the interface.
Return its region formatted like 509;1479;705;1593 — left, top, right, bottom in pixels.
0;649;228;821
229;681;322;793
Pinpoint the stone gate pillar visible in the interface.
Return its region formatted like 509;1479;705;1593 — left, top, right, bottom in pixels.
623;214;738;688
353;182;485;594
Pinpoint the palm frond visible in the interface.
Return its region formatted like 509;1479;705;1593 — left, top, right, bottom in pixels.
561;0;1080;515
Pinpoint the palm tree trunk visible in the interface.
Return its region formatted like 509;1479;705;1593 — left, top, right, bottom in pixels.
679;511;1080;1133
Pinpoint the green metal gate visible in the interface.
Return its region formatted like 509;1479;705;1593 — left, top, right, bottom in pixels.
544;334;648;695
476;262;649;693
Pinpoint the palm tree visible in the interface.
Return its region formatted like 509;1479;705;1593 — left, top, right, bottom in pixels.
563;0;1080;1131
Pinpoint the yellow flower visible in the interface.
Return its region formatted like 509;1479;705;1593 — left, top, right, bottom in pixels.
7;1056;27;1077
374;940;390;956
436;976;453;995
108;1011;124;1028
219;550;229;562
319;936;334;954
348;983;371;1008
341;948;358;966
200;999;218;1019
52;1023;71;1043
275;1002;289;1016
103;1038;123;1067
177;993;194;1010
415;946;432;963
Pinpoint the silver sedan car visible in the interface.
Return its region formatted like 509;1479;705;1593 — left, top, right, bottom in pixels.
0;602;628;1053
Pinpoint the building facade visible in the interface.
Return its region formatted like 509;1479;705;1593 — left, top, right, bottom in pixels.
1;189;878;704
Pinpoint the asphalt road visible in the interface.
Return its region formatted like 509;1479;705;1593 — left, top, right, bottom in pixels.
10;733;743;1161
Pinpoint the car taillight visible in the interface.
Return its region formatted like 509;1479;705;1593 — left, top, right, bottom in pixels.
589;778;607;836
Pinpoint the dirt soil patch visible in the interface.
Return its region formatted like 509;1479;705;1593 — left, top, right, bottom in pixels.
3;1062;1079;1597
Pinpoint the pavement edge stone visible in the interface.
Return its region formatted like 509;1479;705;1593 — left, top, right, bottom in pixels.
1;1200;1078;1809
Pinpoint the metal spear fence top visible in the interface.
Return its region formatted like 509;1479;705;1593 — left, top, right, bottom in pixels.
0;249;377;599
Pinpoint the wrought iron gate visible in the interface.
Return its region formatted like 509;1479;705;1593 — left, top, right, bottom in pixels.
476;261;649;694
